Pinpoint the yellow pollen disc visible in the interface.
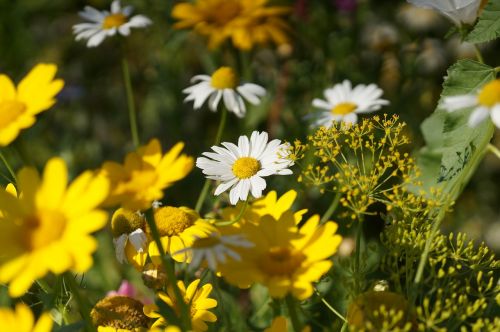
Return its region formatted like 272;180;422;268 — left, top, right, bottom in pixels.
152;206;194;237
258;246;305;276
192;234;221;249
232;157;260;179
0;100;26;129
477;79;500;107
23;210;66;250
91;296;149;329
102;13;127;29
211;67;238;89
331;102;357;115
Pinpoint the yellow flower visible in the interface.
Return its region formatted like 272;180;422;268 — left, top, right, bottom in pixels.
264;316;311;332
0;303;53;332
0;64;64;146
172;0;291;50
101;139;194;210
92;295;150;331
0;157;109;297
144;279;217;332
148;206;213;263
222;190;307;226
219;213;343;300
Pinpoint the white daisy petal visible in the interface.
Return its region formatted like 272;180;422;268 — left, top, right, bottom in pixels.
113;234;128;264
442;94;478;112
490;104;500;129
128;229;147;252
468;106;490;127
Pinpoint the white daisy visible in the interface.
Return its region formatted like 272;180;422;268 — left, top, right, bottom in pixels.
175;232;254;271
311;80;389;127
407;0;485;26
183;66;266;118
113;228;148;264
73;0;152;48
196;131;293;205
442;79;500;128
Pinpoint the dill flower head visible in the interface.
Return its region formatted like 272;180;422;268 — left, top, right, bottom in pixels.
219;213;343;300
183;66;266;118
101;139;194;210
0;63;64;146
442;78;500;129
73;0;152;48
111;208;148;269
147;206;214;263
91;295;150;330
0;303;53;332
172;0;291;50
144;279;217;332
0;157;109;297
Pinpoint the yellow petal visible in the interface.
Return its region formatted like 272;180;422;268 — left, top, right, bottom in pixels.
36;157;68;210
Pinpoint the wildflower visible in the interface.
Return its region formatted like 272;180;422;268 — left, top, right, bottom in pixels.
196;131;293;205
311;80;389;127
147;206;213;263
0;64;64;146
407;0;488;26
144;279;217;332
172;0;291;50
265;316;311;332
73;0;152;48
0;303;53;332
100;138;194;210
111;208;148;269
219;213;343;300
0;157;109;297
183;67;266;118
91;295;150;331
442;79;500;128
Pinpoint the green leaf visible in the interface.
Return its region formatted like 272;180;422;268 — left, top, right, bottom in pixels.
466;0;500;43
417;59;495;200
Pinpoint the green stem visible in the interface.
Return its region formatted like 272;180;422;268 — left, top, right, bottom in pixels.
122;57;140;148
473;45;484;64
214;201;248;226
64;273;95;332
340;322;349;332
314;289;347;323
285;295;302;332
195;107;228;213
145;210;191;331
488;143;500;160
0;151;17;184
354;217;363;294
320;192;342;224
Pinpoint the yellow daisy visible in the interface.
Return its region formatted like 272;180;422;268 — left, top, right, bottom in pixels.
144;279;217;332
147;206;214;263
0;303;53;332
219;213;343;300
100;138;194;210
0;63;64;146
172;0;291;50
0;157;109;297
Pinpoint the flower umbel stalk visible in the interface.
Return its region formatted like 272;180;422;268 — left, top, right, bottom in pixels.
122;57;140;148
320;191;342;224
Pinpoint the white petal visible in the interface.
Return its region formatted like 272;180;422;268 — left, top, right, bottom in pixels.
214;178;238;196
343;112;358;124
468;106;489;127
312;98;332;110
129;229;147;252
128;15;152;28
87;30;108;47
238;135;250;156
111;0;121;13
442;94;477;112
250;176;266;198
113;235;128;264
209;90;223;111
490;104;500;129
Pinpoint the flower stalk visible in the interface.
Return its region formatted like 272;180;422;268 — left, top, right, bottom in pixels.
122;57;140;148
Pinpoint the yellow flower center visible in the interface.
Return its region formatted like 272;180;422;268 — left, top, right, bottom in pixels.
152;207;194;237
0;100;26;129
331;102;357;116
22;210;66;251
206;1;242;25
258;246;305;276
192;234;221;249
102;13;127;29
91;296;149;329
232;157;260;179
477;79;500;107
211;67;238;89
111;208;145;237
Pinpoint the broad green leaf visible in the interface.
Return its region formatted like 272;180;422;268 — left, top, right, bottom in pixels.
417;59;495;200
466;0;500;43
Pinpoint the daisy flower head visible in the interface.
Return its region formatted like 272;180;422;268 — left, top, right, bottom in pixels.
183;66;266;118
111;208;148;270
73;0;152;48
442;79;500;128
144;279;217;332
311;80;389;127
0;63;64;147
407;0;488;26
91;295;150;331
196;131;293;205
0;157;109;297
0;303;53;332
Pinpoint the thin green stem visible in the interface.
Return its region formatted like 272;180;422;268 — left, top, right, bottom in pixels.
64;273;95;332
0;151;17;184
145;210;191;331
473;45;484;64
354;217;363;294
488;144;500;160
215;200;248;226
314;289;347;323
195;107;228;213
340;322;349;332
320;192;342;224
122;57;140;148
285;295;302;332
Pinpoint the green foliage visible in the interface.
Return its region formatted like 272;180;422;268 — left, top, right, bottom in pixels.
466;0;500;43
417;60;495;200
